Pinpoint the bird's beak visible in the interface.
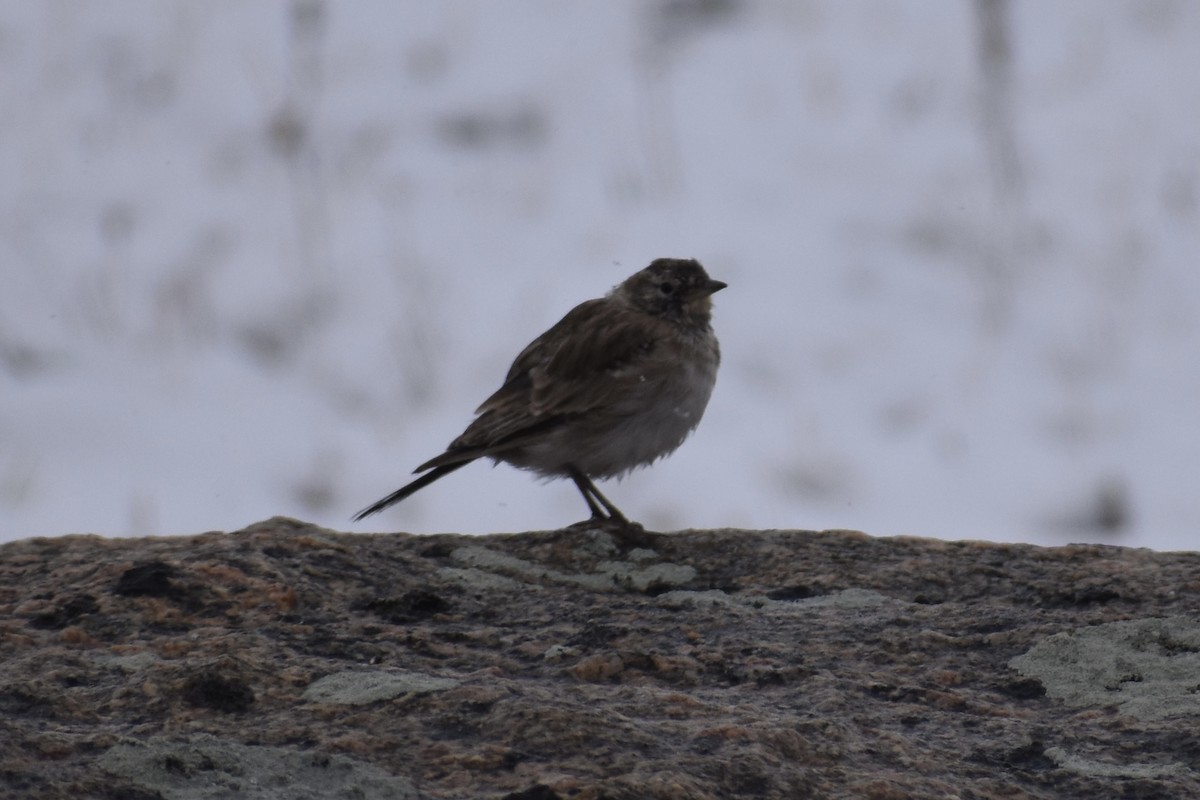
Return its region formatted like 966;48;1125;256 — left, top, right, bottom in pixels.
704;279;728;295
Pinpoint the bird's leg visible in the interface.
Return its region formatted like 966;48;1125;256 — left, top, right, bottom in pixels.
567;466;631;526
585;483;631;527
568;467;609;519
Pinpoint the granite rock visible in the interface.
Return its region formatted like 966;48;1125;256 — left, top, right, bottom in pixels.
2;517;1199;799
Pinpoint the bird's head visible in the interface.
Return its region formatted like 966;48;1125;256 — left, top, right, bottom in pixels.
616;258;726;325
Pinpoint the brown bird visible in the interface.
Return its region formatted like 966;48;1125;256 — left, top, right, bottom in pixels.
354;258;725;527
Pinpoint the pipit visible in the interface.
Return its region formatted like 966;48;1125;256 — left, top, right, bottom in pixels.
354;257;725;527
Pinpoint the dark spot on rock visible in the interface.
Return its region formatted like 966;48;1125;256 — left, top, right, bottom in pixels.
28;594;99;629
354;589;452;623
0;688;53;718
1148;632;1200;656
112;561;216;614
754;669;788;688
1038;581;1124;607
427;714;482;741
56;671;91;689
114;562;179;598
971;738;1056;772
641;580;678;596
867;682;930;704
719;758;773;796
1106;672;1143;691
997;676;1046;700
297;628;390;663
162;754;190;775
719;666;745;686
181;673;255;713
501;785;562;800
766;585;821;601
420;541;456;559
96;787;163;800
567;623;626;650
964;619;1017;635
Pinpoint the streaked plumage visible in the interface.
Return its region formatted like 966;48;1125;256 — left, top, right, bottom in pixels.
354;257;725;527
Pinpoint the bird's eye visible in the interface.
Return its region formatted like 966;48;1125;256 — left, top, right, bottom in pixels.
658;281;675;295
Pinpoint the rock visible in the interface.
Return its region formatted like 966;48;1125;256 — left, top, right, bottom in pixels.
98;733;420;799
1;517;1199;798
303;669;461;705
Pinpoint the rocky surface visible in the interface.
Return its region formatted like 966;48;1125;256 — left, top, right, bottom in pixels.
2;517;1200;799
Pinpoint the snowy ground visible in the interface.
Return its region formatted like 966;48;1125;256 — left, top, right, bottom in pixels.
2;1;1198;550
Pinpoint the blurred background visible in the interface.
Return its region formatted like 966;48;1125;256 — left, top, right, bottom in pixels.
2;1;1198;550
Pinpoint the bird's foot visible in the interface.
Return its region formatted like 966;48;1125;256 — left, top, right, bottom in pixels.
609;520;658;550
566;513;657;549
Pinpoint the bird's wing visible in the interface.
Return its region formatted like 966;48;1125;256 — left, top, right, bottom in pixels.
533;308;659;415
413;300;660;467
482;298;658;417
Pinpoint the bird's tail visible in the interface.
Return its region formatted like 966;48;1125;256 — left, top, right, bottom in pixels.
352;461;471;521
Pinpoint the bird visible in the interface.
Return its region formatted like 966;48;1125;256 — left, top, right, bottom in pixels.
353;257;725;528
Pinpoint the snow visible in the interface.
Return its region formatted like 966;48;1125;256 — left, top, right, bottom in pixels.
2;1;1198;551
